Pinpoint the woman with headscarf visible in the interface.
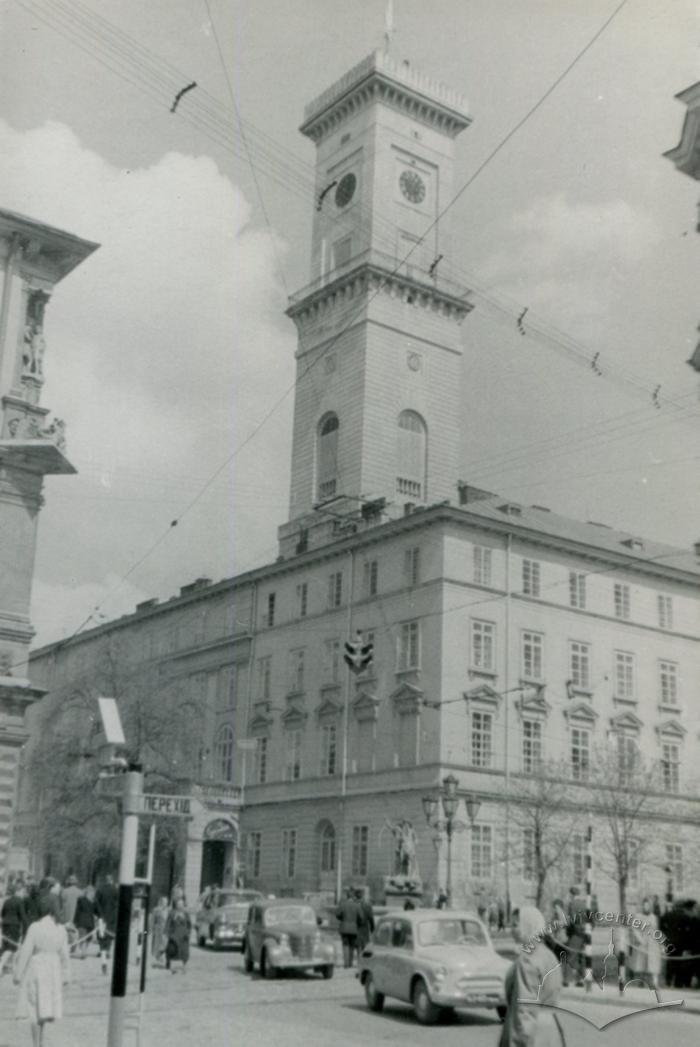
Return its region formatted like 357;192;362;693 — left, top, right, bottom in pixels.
499;906;564;1047
13;894;70;1047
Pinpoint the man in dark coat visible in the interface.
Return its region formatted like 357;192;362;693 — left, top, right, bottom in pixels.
335;888;361;968
95;874;119;975
355;888;374;955
0;883;27;974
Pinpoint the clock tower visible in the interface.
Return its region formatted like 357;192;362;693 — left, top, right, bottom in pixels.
279;50;472;557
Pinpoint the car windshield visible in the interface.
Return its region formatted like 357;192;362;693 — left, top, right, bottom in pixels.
417;918;488;947
264;906;316;927
210;891;259;907
224;904;249;920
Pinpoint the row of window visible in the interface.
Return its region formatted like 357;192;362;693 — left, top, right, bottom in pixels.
245;822;492;881
467;711;682;793
262;548;421;628
257;620;682;706
246;821;685;893
316;409;428;504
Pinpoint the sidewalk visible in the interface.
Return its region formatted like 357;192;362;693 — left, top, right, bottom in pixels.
560;981;700;1016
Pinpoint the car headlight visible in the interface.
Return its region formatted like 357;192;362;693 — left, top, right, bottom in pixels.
432;965;447;982
278;933;289;948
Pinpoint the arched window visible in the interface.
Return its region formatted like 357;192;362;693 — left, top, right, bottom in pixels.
317;412;339;501
397;410;427;501
214;724;234;783
319;822;336;873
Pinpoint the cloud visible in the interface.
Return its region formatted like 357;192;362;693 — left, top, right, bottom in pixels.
0;119;295;646
477;192;661;326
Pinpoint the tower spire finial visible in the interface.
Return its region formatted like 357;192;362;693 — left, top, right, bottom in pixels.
383;0;394;54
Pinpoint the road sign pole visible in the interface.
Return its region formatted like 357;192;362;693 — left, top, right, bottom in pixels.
107;765;143;1047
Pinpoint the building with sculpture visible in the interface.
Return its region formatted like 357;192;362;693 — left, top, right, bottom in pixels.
0;209;98;889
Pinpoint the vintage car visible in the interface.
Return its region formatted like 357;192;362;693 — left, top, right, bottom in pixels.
358;909;510;1025
244;898;335;978
195;888;263;950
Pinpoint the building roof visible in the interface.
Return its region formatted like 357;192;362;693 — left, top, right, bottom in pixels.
300;49;471;142
0;208;100;282
452;494;700;576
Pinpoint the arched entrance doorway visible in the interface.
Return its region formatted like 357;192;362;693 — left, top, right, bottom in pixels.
199;818;237;892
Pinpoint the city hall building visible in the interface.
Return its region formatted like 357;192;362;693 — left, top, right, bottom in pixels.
18;51;700;910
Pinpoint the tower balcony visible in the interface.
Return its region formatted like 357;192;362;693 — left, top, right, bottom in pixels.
287;246;472;324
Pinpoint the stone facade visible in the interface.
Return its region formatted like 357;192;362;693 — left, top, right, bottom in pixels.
0;209;97;888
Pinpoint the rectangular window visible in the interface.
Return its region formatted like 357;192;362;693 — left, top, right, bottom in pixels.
522;559;541;597
404;547;421;586
571;728;590;781
569;572;586;609
257;656;272;701
285;730;302;781
288;648;305;694
666;843;683;893
471;620;495;672
658;594;673;630
569;641;590;690
470;825;493;879
363;560;379;597
471;711;492;768
281;828;297;878
357;720;374;773
473;545;492;586
571;833;585;886
397;620;420;671
614;651;635;699
324;639;341;684
296;582;308;618
659;661;678;706
328;571;343;609
332;234;352;269
266;592;276;628
521;631;544;681
522;720;543;774
221;665;237;710
254;737;268;785
397;713;417;768
614;583;630;620
247;831;262;879
616;734;638;785
661;742;680;793
352;825;369;877
523;828;536;882
320;724;337;777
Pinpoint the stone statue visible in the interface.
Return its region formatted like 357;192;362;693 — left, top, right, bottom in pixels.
385;818;419;879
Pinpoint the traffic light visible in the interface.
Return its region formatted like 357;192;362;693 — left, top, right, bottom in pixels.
344;634;373;675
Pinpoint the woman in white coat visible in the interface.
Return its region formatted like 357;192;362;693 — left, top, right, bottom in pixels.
14;894;70;1047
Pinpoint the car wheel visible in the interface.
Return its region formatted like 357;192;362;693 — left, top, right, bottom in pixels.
262;950;277;979
321;965;334;980
412;978;441;1025
497;1005;507;1023
364;973;385;1012
244;945;254;973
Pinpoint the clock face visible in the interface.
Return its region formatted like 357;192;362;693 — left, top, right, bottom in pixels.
399;169;426;205
335;172;357;208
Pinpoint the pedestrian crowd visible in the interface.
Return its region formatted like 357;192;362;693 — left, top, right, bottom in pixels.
1;873;193;1045
335;887;375;968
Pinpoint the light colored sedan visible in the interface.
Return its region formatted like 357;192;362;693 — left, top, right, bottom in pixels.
358;909;510;1025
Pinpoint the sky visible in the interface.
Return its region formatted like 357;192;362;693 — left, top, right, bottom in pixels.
0;0;698;647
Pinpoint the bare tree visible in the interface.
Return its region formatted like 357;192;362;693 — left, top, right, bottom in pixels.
586;740;662;913
505;760;578;909
26;635;206;879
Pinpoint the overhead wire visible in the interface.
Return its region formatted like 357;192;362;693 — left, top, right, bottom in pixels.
12;0;680;657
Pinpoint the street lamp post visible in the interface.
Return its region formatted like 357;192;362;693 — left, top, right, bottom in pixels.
422;774;481;909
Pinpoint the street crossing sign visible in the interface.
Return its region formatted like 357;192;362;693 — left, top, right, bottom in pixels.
137;794;193;818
